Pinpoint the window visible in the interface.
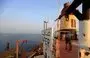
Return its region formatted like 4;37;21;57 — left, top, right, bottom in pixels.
71;19;76;27
65;15;69;21
66;18;69;21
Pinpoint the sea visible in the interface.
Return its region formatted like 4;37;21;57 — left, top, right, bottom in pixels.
0;33;42;52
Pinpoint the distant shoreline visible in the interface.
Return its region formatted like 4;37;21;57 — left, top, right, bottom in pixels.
0;33;42;52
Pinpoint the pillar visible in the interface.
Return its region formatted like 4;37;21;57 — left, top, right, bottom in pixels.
80;0;90;58
56;20;60;58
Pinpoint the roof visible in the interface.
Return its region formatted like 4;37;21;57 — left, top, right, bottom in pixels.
56;0;82;21
57;2;70;20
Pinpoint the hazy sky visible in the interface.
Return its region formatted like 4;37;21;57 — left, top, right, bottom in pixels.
0;0;82;34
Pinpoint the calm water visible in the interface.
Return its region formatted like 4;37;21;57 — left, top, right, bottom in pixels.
0;33;42;52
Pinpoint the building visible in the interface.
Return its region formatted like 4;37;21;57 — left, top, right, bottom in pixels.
42;27;55;58
57;2;78;40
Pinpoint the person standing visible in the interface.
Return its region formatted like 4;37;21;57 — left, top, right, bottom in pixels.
65;32;72;51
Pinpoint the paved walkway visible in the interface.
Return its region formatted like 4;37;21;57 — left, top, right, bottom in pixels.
60;40;79;58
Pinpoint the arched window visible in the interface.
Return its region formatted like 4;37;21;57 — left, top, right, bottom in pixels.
71;19;76;27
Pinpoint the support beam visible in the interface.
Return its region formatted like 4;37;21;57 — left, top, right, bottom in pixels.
83;0;90;20
66;0;82;14
73;10;82;20
16;40;19;58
